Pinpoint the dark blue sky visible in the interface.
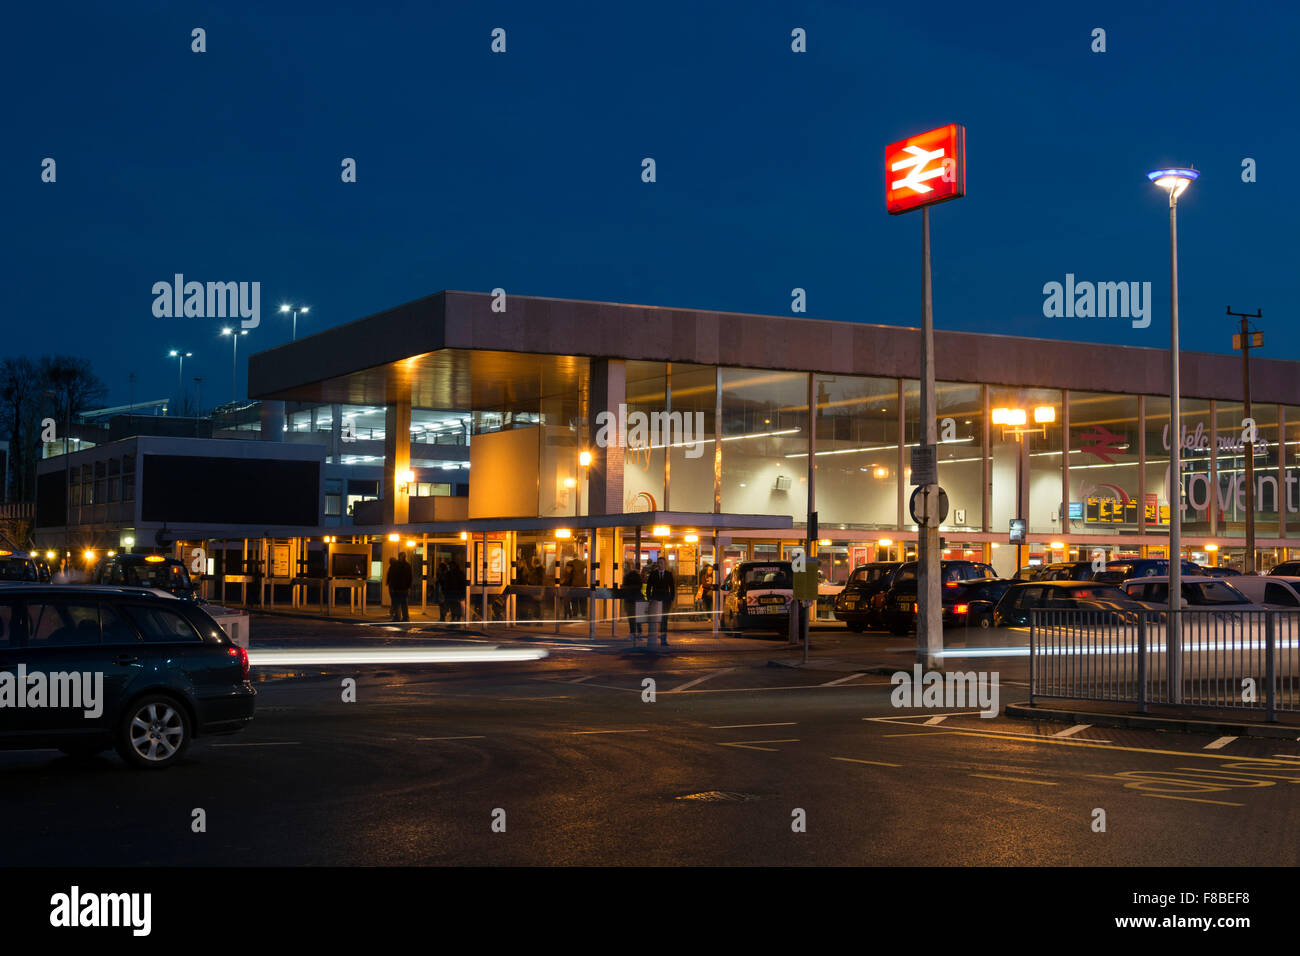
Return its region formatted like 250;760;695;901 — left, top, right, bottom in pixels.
6;1;1297;408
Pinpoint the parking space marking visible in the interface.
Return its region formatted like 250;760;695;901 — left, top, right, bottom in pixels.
832;756;901;768
709;721;797;729
718;739;800;752
1052;724;1091;738
1204;736;1238;750
1141;793;1243;807
970;773;1058;786
923;715;949;726
821;673;866;686
868;727;1285;761
497;696;570;701
416;735;486;741
569;729;649;735
667;669;735;693
567;675;595;684
866;711;985;722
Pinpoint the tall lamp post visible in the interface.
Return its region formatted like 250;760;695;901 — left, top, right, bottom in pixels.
1148;166;1198;704
220;328;249;402
168;350;191;415
280;304;310;341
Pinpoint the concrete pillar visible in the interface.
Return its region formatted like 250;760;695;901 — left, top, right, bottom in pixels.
330;403;342;463
587;359;627;516
260;401;285;441
382;394;412;526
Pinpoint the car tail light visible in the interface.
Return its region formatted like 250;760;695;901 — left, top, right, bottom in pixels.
228;645;250;681
944;581;959;589
954;604;968;614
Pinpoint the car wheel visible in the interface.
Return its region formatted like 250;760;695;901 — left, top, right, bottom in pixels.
116;695;191;770
976;613;993;629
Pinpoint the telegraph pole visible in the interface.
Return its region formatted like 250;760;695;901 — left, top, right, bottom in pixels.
1228;307;1262;574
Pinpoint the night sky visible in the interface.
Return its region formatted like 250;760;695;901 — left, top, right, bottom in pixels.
6;1;1297;408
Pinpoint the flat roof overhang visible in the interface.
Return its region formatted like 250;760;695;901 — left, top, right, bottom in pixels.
356;511;795;536
248;290;1300;407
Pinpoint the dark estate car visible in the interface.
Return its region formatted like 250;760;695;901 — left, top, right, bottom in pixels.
833;562;903;631
1269;561;1300;577
1091;559;1201;584
93;553;198;601
877;560;998;635
1035;561;1099;581
0;585;254;769
992;580;1145;627
1196;565;1242;578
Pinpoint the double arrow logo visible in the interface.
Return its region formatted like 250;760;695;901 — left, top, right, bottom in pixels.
890;144;946;195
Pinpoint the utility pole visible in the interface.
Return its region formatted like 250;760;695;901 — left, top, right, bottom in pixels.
1228;307;1262;574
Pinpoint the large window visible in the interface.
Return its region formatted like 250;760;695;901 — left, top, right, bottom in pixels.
989;387;1063;536
812;374;899;529
720;369;808;519
1067;391;1140;536
1216;400;1278;537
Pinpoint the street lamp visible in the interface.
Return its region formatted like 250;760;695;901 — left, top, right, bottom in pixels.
991;404;1056;572
280;303;310;341
168;350;192;414
220;328;249;402
1148;165;1197;702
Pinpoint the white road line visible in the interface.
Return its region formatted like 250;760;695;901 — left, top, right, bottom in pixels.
1204;736;1238;750
821;672;866;686
567;675;595;684
709;721;797;729
1053;724;1092;738
497;696;570;701
865;711;985;722
211;741;301;747
832;756;901;768
668;669;734;693
569;729;649;735
677;682;892;694
923;715;949;725
416;735;486;741
718;739;800;752
1272;754;1300;761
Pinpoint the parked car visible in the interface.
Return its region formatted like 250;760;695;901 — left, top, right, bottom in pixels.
993;580;1144;627
954;578;1014;628
1091;559;1200;584
1197;565;1242;578
1035;561;1099;581
1268;561;1300;577
1224;574;1300;608
0;550;52;583
832;562;902;631
0;585;254;769
92;553;198;601
1121;576;1262;609
721;561;795;635
877;560;999;635
1012;566;1043;581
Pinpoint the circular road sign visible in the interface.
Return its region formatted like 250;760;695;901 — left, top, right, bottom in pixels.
909;484;949;527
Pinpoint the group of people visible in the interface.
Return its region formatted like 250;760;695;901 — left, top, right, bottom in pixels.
384;552;466;623
620;556;678;646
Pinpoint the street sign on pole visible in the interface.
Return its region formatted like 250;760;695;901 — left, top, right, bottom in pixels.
886;124;966;215
1009;519;1026;544
909;445;937;486
909;484;949;527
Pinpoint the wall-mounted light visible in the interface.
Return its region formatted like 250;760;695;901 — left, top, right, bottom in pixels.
83;550;96;562
397;468;415;493
878;538;894;547
460;531;468;541
818;538;832;547
1204;543;1219;552
405;540;416;549
387;533;400;543
652;526;670;537
556;528;572;539
684;533;699;543
579;450;592;468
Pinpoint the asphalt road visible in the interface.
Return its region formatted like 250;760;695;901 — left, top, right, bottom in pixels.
2;619;1297;866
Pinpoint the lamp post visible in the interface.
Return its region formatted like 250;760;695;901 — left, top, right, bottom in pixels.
220;328;248;402
991;405;1056;572
168;350;191;415
1148;166;1198;704
280;304;310;341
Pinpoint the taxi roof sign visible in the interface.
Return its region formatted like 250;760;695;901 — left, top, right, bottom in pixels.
885;124;966;215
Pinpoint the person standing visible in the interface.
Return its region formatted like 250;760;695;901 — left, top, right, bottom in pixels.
646;556;675;646
385;557;400;621
699;562;715;613
446;557;467;622
389;551;413;622
621;561;643;644
436;559;451;621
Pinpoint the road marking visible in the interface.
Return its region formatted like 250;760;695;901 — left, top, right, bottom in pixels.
497;696;570;701
569;729;649;735
709;721;797;729
970;773;1058;786
416;735;486;741
821;672;866;686
668;669;734;693
718;739;800;752
1141;793;1243;807
833;756;902;768
1053;724;1091;738
1272;754;1300;761
1204;736;1238;750
882;727;1284;762
866;711;985;721
567;675;595;684
923;715;949;726
211;741;301;747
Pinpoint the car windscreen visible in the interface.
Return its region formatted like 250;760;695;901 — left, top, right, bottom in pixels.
742;566;792;589
0;558;39;581
121;560;192;590
1184;581;1249;606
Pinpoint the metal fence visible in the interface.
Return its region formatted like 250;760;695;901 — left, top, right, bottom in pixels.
1029;608;1299;719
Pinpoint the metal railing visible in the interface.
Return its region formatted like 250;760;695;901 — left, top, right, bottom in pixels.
1029;608;1298;719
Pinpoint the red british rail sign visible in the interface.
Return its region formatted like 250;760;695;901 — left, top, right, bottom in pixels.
885;124;966;215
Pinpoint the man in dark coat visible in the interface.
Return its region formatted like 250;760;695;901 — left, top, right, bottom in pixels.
646;556;675;646
621;562;643;643
445;559;467;622
388;552;413;622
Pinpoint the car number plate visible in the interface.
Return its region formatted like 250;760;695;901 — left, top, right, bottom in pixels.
759;595;785;605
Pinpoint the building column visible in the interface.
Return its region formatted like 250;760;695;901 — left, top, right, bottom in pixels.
587;359;627;516
382;391;412;526
260;401;285;441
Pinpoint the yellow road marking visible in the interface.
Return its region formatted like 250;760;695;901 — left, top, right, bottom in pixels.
970;773;1058;786
832;756;902;767
718;739;800;752
1141;793;1244;807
